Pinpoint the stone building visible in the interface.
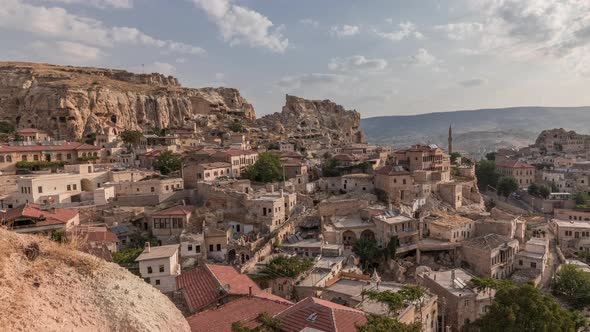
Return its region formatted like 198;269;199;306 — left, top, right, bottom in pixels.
212;149;258;178
149;205;195;242
395;144;451;174
183;162;232;186
425;214;475;243
418;269;493;332
551;219;590;251
495;159;535;188
515;238;549;274
374;165;415;204
0;141;102;172
460;234;519;279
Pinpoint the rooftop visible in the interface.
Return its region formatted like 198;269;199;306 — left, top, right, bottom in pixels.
429;213;474;229
462;233;515;250
553;219;590;229
0;141;99;152
0;203;78;228
151;205;195;217
198;162;232;169
135;244;179;261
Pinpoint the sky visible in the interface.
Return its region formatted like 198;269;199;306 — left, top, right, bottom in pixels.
1;0;590;118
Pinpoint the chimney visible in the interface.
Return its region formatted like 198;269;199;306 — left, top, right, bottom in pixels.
248;286;252;296
145;242;151;253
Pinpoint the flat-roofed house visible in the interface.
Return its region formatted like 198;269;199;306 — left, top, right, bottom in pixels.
460;234;519;279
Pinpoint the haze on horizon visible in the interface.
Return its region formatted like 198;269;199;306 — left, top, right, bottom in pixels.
1;0;590;118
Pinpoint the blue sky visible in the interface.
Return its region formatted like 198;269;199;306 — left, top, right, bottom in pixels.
1;0;590;118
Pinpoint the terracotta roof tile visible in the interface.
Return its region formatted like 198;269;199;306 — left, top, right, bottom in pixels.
186;295;292;332
0;203;78;227
0;141;100;153
275;297;366;332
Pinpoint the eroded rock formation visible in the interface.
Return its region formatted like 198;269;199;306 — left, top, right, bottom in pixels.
0;62;255;140
257;95;365;146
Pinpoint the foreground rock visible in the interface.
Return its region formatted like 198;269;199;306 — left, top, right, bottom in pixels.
0;228;190;332
0;62;255;140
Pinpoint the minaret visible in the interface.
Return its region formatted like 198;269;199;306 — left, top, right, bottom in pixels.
448;124;453;155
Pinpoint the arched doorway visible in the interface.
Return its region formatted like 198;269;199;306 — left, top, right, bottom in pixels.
360;229;376;241
342;230;356;245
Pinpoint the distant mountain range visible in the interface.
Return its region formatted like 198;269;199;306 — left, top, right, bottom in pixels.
360;106;590;158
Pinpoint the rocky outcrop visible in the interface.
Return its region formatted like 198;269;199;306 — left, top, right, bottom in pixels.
0;228;190;331
534;128;590;153
257;95;365;146
0;62;255;140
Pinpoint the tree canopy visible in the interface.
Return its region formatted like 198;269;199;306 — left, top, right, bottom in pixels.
352;238;379;272
485;152;497;161
0;121;15;133
357;314;421;332
450;152;461;164
242;152;283;183
322;158;342;177
553;264;590;309
229;121;244;133
497;176;519;198
120;130;143;146
257;255;314;280
574;192;589;207
475;160;499;190
153;151;182;175
474;282;578;332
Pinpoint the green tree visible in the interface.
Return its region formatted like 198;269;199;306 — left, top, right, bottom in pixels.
383;236;399;261
257;255;314;280
357;314;421;332
0;121;15;133
322;158;342;177
497;176;519;199
574;192;589;207
267;142;279;150
352;238;379;272
474;282;576;332
120;130;143;146
553;264;590;309
528;183;539;196
231;313;282;332
476;160;499;191
84;132;97;145
539;185;551;199
242;152;282;183
450;152;462;164
112;247;144;265
485;152;496;161
229;121;244;133
0;133;9;143
153;151;182;175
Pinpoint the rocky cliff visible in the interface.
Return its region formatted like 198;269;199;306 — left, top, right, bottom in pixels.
256;95;365;146
0;228;190;331
0;62;255;140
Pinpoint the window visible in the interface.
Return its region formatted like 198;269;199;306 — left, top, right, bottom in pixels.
6;156;11;162
66;153;72;160
519;260;523;266
155;279;160;285
165;185;169;191
209;244;214;252
22;155;27;161
216;244;221;251
531;262;537;269
73;184;77;190
37;186;43;193
195;245;201;253
151;187;155;192
188;244;193;251
147;266;153;274
33;155;39;161
56;153;62;161
159;265;165;273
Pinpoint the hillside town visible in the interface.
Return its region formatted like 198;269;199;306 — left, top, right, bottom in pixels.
3;88;590;331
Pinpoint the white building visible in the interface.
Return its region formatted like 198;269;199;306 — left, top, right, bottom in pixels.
135;243;181;293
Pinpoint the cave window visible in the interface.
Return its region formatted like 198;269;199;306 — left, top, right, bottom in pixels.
111;115;117;124
59;117;66;123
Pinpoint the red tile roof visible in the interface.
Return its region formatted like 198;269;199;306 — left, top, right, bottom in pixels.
275;297;367;332
69;226;118;244
0;141;100;153
176;264;262;313
0;203;78;227
186;295;292;332
16;128;46;134
151;205;195;217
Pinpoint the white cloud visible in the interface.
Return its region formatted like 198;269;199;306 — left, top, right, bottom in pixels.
372;21;423;41
459;78;487;87
0;0;205;55
328;55;387;72
434;22;484;40
330;25;360;38
467;0;590;74
191;0;288;52
130;62;176;76
27;40;105;63
40;0;133;9
299;18;319;28
277;73;346;89
408;48;436;65
215;72;225;80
